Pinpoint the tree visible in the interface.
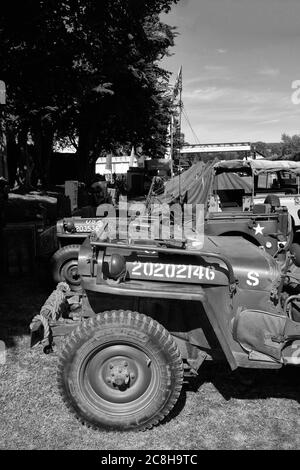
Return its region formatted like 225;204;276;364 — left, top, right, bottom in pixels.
281;133;300;158
253;141;268;157
0;0;179;185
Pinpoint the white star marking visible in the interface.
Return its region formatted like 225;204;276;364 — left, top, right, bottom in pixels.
253;223;264;235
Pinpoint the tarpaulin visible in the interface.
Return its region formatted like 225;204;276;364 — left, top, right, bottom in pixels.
213;173;252;192
214;159;300;175
250;160;300;174
158;158;300;208
162;161;206;203
186;161;216;205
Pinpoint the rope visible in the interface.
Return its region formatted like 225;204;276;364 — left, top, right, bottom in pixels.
40;282;70;321
29;314;50;345
29;282;71;346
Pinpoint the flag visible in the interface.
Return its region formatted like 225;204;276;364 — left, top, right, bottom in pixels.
173;66;182;100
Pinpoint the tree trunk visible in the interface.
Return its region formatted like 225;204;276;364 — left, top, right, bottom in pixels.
77;114;97;184
41;122;54;187
6;132;19;187
31;117;54;187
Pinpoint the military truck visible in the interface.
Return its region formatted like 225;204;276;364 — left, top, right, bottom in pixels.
31;234;300;431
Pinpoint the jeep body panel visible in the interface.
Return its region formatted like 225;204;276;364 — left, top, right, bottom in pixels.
205;209;290;254
253;193;300;228
56;217;106;247
56;207;291;258
78;236;286;370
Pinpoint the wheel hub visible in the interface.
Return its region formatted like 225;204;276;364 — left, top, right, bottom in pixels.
84;345;152;404
63;260;80;284
67;265;79;281
106;360;134;389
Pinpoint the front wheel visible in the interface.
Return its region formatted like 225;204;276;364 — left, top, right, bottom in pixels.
51;244;81;290
57;310;184;431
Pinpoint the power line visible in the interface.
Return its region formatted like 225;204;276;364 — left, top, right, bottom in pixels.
182;105;201;145
182;107;200;144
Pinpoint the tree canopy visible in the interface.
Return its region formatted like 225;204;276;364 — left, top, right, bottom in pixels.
0;0;179;185
254;133;300;160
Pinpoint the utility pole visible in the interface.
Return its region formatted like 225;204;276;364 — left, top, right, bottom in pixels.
0;81;8;180
178;68;183;201
169;114;174;177
170;66;182;179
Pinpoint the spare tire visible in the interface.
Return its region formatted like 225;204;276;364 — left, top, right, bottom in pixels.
51;244;81;290
264;194;281;207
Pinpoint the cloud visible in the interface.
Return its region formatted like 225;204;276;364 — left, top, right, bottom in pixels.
217;48;227;54
258;67;280;77
184;67;232;87
204;65;228;72
259;119;280;125
184;87;227;101
182;85;295;139
184;84;291;109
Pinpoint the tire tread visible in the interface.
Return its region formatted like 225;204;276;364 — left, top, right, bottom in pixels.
57;310;183;431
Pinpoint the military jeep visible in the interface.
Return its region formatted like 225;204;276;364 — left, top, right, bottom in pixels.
51;200;292;291
50;160;298;291
31;234;300;431
205;159;294;252
51;217;107;290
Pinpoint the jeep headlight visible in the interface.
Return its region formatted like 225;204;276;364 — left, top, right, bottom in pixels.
64;221;76;233
107;254;126;280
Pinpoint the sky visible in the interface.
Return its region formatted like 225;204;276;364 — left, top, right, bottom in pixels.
161;0;300;144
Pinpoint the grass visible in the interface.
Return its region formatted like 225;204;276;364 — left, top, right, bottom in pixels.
0;277;300;450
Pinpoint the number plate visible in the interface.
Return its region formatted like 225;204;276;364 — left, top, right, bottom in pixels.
74;220;105;232
128;261;215;283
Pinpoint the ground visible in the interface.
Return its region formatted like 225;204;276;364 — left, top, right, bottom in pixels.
0;276;300;450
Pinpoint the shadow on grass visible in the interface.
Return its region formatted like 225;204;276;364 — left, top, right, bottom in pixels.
2;274;300;426
185;361;300;404
161;361;300;425
0;270;52;350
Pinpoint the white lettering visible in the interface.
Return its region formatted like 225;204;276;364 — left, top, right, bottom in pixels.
246;271;260;287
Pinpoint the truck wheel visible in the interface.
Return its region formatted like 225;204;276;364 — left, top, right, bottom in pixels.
51;245;81;290
57;310;184;431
